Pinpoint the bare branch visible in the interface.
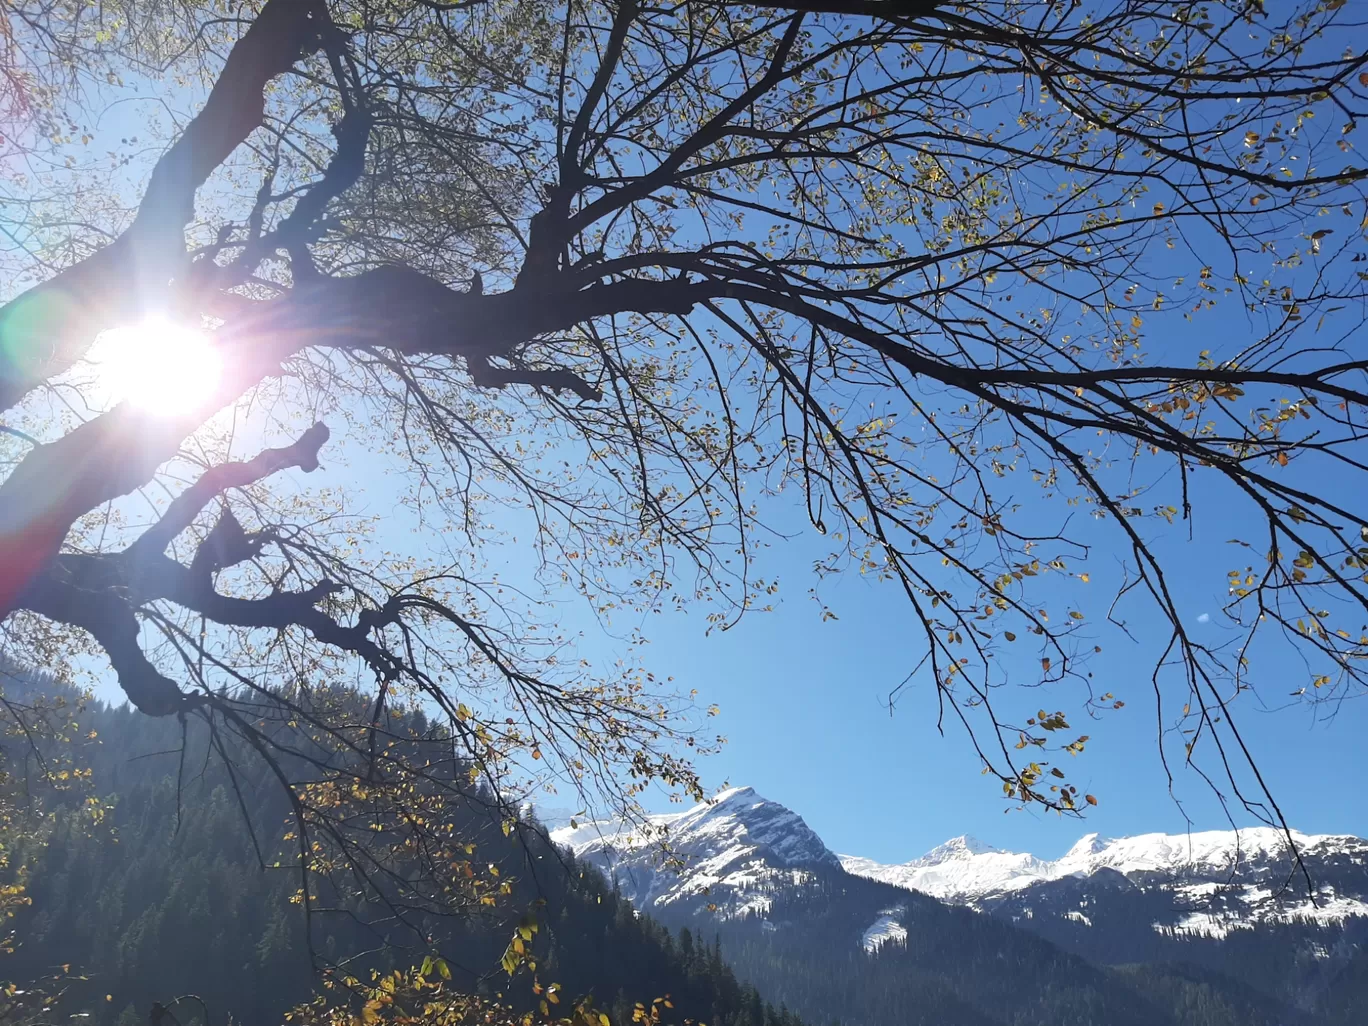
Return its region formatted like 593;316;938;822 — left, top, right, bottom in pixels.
131;422;331;559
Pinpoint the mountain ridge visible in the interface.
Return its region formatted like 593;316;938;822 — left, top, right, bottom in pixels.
857;825;1368;889
842;824;1368;935
553;785;839;916
553;787;1368;925
551;785;1365;1025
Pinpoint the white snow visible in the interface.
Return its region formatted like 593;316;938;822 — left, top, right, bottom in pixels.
553;787;835;864
862;908;908;952
840;839;1051;901
1148;898;1368;941
840;827;1366;903
550;785;1368;935
1160;912;1244;939
550;786;837;916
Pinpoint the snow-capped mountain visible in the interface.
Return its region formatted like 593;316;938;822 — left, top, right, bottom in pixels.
549;786;1368;1025
842;827;1365;900
841;827;1368;937
554;786;1368;937
552;785;838;915
841;834;1051;902
554;785;1368;937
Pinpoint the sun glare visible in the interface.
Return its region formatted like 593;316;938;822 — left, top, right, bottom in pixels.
89;318;222;416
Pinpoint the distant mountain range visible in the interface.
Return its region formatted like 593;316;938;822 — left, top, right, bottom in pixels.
841;825;1368;937
550;786;1368;1025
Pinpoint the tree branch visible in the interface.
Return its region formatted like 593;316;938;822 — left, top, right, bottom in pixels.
468;359;603;401
21;554;196;717
130;422;331;559
0;272;713;619
0;0;323;414
715;0;945;18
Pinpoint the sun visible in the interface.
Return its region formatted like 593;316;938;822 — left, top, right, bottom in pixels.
88;317;222;416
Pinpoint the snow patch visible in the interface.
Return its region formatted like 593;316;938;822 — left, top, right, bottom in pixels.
862;907;908;952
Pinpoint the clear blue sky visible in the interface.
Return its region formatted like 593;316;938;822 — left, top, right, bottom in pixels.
329;370;1364;863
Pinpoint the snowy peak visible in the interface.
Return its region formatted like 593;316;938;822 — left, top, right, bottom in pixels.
690;785;839;869
844;826;1368;901
553;785;837;869
1052;827;1359;881
913;834;1000;865
1063;832;1109;860
841;844;1050;901
550;786;837;917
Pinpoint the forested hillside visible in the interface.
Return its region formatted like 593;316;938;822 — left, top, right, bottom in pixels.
1;675;794;1026
710;870;1328;1026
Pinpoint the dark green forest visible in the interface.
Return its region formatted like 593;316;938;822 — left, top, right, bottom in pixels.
0;675;795;1026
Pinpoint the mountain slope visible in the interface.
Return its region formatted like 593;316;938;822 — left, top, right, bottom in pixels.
553;789;1330;1026
1;679;798;1026
841;828;1368;935
841;822;1368;1012
555;786;838;917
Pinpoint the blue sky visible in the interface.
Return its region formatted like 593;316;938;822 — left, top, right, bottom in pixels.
107;385;1368;866
636;550;1368;863
489;467;1368;863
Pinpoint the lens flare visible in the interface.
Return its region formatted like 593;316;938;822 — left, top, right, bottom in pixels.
89;318;221;416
